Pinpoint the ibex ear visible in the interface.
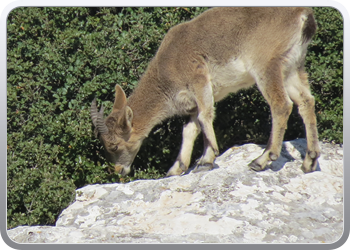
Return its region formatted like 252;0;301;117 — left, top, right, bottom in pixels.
113;85;127;111
125;106;133;129
118;106;134;135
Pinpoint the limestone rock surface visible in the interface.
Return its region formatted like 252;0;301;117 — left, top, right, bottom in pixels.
7;139;343;244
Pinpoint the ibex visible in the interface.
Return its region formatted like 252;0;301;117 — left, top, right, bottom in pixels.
91;7;320;177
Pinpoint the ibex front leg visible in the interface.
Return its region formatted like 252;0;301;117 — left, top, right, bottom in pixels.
249;65;293;171
192;82;219;173
166;115;201;176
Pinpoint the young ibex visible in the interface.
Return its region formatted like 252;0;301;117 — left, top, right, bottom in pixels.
91;7;320;177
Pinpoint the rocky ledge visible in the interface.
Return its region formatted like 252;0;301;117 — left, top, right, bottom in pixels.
7;139;343;244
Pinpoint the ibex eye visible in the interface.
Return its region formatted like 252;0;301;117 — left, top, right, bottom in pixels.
112;145;118;152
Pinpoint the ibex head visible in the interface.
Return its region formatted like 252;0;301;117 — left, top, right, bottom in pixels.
91;85;142;176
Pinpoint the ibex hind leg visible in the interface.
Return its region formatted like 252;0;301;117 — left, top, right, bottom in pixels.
285;69;320;173
249;64;293;171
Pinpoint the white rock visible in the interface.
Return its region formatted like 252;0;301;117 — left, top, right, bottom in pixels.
7;139;343;244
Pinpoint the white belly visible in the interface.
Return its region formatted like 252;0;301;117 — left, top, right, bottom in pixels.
209;57;256;102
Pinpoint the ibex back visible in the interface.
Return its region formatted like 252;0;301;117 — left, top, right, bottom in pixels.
91;7;320;176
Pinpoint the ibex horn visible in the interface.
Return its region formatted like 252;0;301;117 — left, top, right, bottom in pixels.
90;98;109;135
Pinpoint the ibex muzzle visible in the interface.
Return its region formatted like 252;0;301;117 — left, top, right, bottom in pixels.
91;7;320;176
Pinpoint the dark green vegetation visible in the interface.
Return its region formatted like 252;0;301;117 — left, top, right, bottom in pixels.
7;7;343;229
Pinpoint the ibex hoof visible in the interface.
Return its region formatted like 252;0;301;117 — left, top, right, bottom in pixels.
166;161;186;177
179;162;187;171
301;165;312;174
301;152;319;173
248;161;265;172
301;162;317;174
192;163;213;173
166;169;184;177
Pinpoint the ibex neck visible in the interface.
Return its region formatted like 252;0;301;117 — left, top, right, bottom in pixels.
127;74;172;139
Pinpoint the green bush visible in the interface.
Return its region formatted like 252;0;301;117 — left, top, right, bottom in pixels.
7;7;342;229
307;7;343;143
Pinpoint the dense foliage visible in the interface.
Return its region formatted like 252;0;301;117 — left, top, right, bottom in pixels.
7;7;343;229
